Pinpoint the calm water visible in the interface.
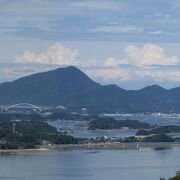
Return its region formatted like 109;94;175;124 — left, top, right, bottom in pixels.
48;120;137;138
48;114;180;138
113;114;180;126
0;148;180;180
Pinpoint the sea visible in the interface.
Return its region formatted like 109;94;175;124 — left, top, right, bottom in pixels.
0;148;180;180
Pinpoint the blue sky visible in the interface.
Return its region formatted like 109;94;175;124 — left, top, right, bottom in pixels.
1;0;180;89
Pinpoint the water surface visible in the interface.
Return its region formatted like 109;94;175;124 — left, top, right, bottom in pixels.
0;148;180;180
49;114;180;138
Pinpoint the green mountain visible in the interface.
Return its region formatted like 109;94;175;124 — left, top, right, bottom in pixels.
0;66;180;113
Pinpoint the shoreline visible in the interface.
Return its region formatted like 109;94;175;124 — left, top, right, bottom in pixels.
0;148;50;153
88;127;134;132
40;142;180;151
1;142;180;152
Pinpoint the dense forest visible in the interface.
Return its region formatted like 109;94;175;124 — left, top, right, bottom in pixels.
0;118;78;149
88;118;151;130
136;125;180;135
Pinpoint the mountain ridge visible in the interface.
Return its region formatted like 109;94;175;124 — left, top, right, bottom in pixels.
0;66;180;113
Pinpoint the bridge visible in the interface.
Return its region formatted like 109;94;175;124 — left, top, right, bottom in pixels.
4;103;42;112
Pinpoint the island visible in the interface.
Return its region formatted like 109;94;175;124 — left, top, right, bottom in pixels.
87;117;178;143
1;111;180;150
88;117;151;130
136;125;180;136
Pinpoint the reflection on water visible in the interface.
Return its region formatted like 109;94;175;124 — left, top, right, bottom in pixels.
0;148;180;180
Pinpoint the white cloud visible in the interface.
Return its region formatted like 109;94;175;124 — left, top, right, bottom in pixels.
86;68;132;82
15;43;178;68
11;42;180;89
104;44;179;67
85;67;180;89
137;70;180;82
96;43;180;85
125;44;178;66
104;57;128;67
14;43;95;67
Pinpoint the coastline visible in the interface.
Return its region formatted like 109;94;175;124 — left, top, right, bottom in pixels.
88;127;132;132
0;148;50;153
40;142;180;151
1;142;180;152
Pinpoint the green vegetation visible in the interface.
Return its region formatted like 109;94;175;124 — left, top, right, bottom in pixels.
143;134;174;142
88;118;151;130
169;176;180;180
161;174;180;180
120;134;174;143
136;125;180;136
123;136;140;143
0;113;46;121
0;112;179;148
0;119;78;149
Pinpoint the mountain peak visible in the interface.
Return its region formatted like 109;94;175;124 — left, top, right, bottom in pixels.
140;85;167;91
138;85;167;99
1;67;180;113
53;66;99;87
56;66;79;71
53;66;82;75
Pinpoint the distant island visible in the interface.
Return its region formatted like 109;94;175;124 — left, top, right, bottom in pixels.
87;117;177;143
0;111;179;150
136;125;180;136
88;118;151;130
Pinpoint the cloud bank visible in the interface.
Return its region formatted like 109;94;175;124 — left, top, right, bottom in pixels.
104;44;179;67
11;42;180;89
14;43;95;67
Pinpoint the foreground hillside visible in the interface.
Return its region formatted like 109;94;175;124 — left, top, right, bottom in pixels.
0;117;78;149
0;66;180;113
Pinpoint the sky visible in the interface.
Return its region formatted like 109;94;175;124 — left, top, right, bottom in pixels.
1;0;180;89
